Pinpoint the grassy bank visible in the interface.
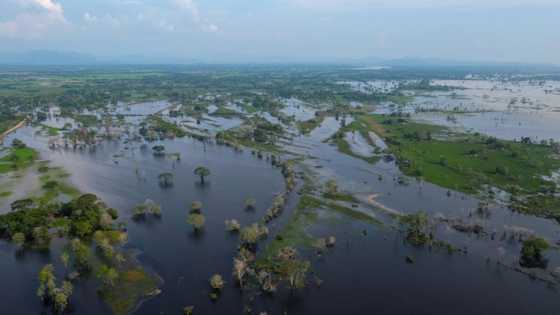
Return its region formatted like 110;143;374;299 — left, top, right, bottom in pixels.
259;194;380;265
329;116;384;164
0;147;38;173
361;114;560;220
297;114;326;134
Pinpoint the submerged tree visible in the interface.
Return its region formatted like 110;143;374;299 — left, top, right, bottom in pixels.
276;247;310;290
158;172;174;188
520;237;549;269
225;219;241;232
240;223;269;250
209;274;225;290
194;166;211;184
245;198;256;211
12;232;26;248
190;201;203;213
187;213;206;232
152;145;166;157
70;238;92;271
209;274;225;301
325;180;338;196
37;264;74;313
133;199;162;220
183;306;195;315
97;264;119;287
399;211;431;246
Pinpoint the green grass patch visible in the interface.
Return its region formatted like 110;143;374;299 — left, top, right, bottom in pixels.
367;114;560;220
73;114;99;128
210;106;241;117
297;114;326;134
41;124;60;136
144;115;186;138
259;194;380;266
0;191;13;198
35;167;79;203
99;267;160;315
322;192;358;203
385;94;414;106
329;115;384;164
0;147;38;173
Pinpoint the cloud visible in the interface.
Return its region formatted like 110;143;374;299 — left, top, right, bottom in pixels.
173;0;219;32
33;0;63;15
84;12;97;23
77;0;218;34
0;0;66;38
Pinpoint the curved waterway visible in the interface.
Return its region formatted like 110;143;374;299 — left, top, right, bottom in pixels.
1;102;560;314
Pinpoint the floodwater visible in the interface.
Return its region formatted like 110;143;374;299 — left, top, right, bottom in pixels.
371;79;560;142
1;100;560;314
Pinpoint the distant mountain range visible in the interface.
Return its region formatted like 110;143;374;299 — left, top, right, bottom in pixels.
0;50;202;65
0;50;558;68
0;50;98;65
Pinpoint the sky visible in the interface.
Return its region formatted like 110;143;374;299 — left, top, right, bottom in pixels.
0;0;559;64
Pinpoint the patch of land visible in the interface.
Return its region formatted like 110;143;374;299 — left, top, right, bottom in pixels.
350;113;560;220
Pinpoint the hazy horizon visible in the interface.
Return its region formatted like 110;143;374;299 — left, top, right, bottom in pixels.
1;0;560;64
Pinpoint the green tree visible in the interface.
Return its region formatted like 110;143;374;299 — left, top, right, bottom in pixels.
97;265;119;287
193;166;211;184
37;264;56;300
12;232;26;248
70;239;91;270
187;213;205;232
209;274;225;290
520;238;549;268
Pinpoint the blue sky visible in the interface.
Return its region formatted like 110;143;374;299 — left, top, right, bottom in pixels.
1;0;559;63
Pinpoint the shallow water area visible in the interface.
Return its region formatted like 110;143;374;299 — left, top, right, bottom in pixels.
1;97;560;314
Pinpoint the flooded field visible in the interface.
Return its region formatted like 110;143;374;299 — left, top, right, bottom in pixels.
2;70;560;315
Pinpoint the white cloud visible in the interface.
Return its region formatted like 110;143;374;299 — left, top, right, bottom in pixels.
33;0;63;15
0;0;67;38
173;0;219;32
84;12;97;23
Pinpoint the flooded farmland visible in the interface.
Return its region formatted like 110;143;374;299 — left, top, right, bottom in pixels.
2;66;560;315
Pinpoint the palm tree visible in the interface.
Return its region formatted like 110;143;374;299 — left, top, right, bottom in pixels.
194;166;211;184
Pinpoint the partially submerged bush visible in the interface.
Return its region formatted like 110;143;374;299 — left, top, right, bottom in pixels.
12;232;26;248
209;274;225;290
399;211;431;246
152;145;165;156
520;237;549;269
325;180;338;195
37;264;74;313
183;306;195;315
232;248;255;288
225;219;241;232
264;194;286;223
133;199;162;220
158;173;174;188
245;198;256;210
190;201;203;213
240;223;269;248
187;213;206;232
274;247;310;290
